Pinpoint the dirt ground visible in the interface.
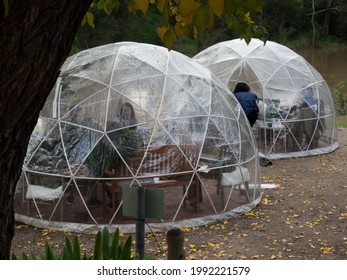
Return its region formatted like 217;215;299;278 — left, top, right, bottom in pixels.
11;128;347;260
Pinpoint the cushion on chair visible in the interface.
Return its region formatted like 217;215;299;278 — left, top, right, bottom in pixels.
26;185;63;200
221;167;250;187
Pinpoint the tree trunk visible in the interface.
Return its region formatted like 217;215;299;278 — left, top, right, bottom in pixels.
323;0;333;34
0;0;93;260
311;0;316;47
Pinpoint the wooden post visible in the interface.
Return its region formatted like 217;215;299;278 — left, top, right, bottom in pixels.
136;187;145;259
166;228;185;260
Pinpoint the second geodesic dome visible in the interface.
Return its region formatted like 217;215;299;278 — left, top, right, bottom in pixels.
194;39;339;159
15;42;261;233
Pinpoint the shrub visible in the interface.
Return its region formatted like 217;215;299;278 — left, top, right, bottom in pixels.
11;227;133;260
333;80;347;116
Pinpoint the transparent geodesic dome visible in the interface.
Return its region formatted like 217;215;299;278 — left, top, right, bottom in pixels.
194;39;339;159
14;42;261;233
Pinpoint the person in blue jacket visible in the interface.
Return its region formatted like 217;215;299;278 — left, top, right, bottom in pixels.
233;82;260;127
233;82;272;166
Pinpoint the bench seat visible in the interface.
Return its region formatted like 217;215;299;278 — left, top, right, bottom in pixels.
102;144;201;213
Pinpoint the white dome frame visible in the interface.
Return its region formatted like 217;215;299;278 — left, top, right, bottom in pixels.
194;39;339;159
15;42;261;233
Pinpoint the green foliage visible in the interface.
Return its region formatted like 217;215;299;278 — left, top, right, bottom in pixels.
90;227;133;260
71;2;128;54
223;0;268;43
115;129;141;159
72;0;346;57
82;0;267;49
101;0;121;15
265;104;280;119
86;128;141;177
82;11;95;29
11;227;133;260
263;0;347;44
63;236;89;260
336;115;347;127
332;80;347;116
42;241;57;260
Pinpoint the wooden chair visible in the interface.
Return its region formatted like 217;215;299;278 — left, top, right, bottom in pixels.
102;144;201;213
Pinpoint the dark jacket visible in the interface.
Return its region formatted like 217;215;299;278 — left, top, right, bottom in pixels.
234;91;259;127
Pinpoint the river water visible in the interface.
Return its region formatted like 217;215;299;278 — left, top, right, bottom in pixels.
295;46;347;89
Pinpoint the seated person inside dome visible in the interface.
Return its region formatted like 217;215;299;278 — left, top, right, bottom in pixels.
282;87;321;150
107;102;138;131
101;102;144;173
288;87;318;116
297;87;318;109
107;102;144;145
102;102;150;207
118;102;138;129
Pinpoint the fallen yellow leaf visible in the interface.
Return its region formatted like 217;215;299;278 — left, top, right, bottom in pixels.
320;247;334;254
261;197;269;205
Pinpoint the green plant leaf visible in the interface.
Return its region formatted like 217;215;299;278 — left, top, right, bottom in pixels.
102;227;111;259
104;0;115;15
110;228;120;259
44;242;57;260
180;0;201;25
81;14;87;26
133;0;149;15
63;237;73;260
156;0;167;13
120;235;132;260
86;11;95;29
93;231;103;260
128;0;149;14
73;236;81;260
162;28;174;49
208;0;224;18
97;0;105;10
193;5;211;33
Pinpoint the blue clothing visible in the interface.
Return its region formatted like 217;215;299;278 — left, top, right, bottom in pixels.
300;95;318;108
234;91;259;127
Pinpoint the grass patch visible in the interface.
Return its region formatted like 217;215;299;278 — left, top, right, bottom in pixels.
336;115;347;127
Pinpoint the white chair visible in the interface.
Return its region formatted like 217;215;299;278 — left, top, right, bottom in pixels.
220;166;251;208
26;184;63;216
26;184;63;201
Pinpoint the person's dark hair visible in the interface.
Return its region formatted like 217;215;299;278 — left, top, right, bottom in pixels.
120;102;138;129
233;82;250;93
121;102;135;119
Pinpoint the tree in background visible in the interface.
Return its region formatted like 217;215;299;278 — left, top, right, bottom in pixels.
0;0;266;259
262;0;304;43
310;0;347;40
73;1;347;59
262;0;347;44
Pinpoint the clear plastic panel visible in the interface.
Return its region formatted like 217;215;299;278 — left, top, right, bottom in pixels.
15;42;261;232
194;38;338;160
